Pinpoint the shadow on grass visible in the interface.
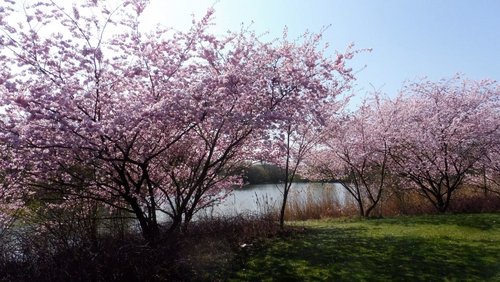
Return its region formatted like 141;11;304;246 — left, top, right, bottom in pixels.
230;225;500;282
364;213;500;231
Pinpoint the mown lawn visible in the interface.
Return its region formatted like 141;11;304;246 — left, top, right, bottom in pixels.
228;213;500;281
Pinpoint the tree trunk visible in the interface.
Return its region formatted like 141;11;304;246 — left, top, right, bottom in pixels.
279;184;289;229
125;195;160;244
168;213;183;234
357;199;365;217
435;195;448;213
142;223;160;244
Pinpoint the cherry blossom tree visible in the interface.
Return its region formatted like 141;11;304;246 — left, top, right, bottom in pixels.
0;0;357;241
0;0;216;242
272;120;327;228
476;94;500;196
474;154;500;197
309;94;394;217
256;29;357;228
388;77;499;212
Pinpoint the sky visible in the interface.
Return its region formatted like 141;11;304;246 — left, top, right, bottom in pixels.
140;0;500;100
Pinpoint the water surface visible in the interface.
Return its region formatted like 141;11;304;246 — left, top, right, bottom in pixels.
201;182;347;217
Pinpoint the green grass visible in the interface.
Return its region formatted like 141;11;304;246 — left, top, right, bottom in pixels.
228;213;500;282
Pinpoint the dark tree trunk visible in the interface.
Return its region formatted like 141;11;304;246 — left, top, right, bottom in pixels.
358;200;365;217
279;183;290;229
125;195;160;244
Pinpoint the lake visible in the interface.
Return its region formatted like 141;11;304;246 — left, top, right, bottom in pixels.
199;182;348;217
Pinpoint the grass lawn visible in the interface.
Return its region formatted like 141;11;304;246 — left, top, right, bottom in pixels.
228;213;500;281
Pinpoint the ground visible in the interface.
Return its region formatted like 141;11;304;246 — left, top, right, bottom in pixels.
228;213;500;281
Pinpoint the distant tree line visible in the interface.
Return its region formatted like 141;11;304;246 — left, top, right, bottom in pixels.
242;163;306;185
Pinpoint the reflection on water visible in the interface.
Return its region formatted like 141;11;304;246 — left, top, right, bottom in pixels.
200;182;347;217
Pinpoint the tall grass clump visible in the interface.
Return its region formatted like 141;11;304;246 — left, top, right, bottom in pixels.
283;184;359;220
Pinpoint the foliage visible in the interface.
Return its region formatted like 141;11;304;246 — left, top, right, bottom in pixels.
0;0;355;241
0;213;280;282
0;6;498;280
310;94;393;217
308;76;499;215
242;163;308;185
243;164;285;184
387;77;499;212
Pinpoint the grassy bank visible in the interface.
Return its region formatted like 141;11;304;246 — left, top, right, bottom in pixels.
229;213;500;281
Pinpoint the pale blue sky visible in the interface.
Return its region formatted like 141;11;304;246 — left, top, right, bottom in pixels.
142;0;500;98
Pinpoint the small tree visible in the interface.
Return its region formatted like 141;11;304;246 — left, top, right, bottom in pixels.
261;30;356;228
310;95;393;217
273;122;324;228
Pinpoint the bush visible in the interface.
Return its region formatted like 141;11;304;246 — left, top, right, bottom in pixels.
0;213;280;282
